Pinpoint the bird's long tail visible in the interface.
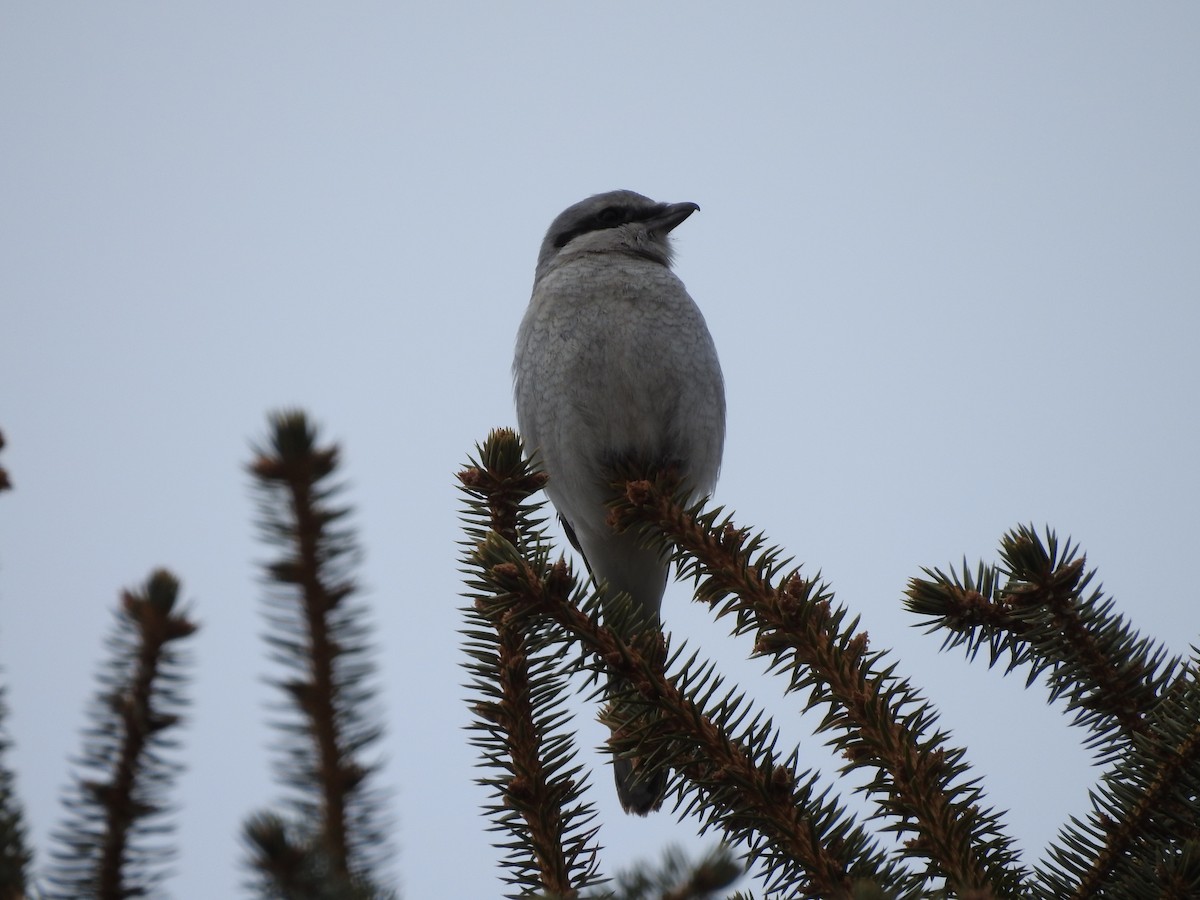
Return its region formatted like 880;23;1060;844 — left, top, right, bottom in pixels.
609;671;668;815
564;514;671;814
606;618;668;815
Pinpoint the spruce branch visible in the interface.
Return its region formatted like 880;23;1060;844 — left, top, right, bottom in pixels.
0;432;31;899
459;428;603;898
1127;837;1200;900
906;526;1200;897
0;429;10;493
458;426;549;549
47;569;197;900
1036;656;1200;899
481;533;892;898
243;812;386;900
464;442;908;898
244;410;393;898
608;475;1023;898
906;525;1179;758
462;427;1200;896
587;843;740;900
0;687;31;900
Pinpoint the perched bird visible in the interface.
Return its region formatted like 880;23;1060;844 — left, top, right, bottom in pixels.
513;190;726;814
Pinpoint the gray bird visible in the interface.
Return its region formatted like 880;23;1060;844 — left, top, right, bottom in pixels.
513;190;726;814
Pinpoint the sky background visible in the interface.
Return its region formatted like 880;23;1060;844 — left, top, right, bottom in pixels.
2;4;1199;898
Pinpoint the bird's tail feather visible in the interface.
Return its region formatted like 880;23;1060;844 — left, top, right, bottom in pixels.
608;671;667;815
613;745;667;815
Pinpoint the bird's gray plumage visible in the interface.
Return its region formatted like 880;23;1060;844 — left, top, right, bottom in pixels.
513;190;726;814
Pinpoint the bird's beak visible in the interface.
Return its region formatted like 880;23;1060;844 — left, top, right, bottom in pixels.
647;201;700;235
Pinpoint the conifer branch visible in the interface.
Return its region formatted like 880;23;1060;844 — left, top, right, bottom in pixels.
1126;837;1200;899
1036;658;1200;898
906;526;1200;896
47;570;197;899
906;526;1179;758
461;429;1200;896
243;810;388;900
0;429;10;493
465;446;908;897
609;475;1023;897
459;429;603;898
590;844;740;900
0;685;29;900
244;410;392;898
477;536;877;898
0;431;30;899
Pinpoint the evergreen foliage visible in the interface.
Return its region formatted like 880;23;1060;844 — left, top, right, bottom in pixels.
0;414;399;898
242;411;394;899
459;427;1200;899
46;570;197;899
0;687;31;900
588;844;740;900
460;431;606;897
909;527;1200;899
0;430;31;900
1;416;1197;897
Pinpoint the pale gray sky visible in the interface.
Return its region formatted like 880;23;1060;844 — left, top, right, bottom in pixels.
2;5;1198;898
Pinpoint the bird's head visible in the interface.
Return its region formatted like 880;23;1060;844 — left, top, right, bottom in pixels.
535;190;699;281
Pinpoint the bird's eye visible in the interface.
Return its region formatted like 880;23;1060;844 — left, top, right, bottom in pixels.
595;206;625;227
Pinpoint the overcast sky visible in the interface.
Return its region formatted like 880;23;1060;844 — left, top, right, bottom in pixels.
2;5;1198;898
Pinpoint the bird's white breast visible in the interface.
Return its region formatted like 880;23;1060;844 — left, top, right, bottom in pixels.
514;253;724;520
